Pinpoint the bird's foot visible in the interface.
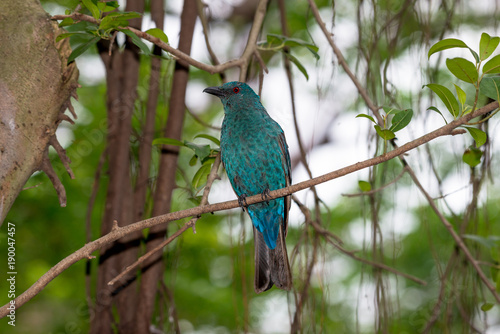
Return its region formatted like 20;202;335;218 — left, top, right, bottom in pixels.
238;194;248;212
261;188;271;205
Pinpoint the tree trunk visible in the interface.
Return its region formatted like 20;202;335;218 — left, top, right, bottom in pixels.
0;0;79;225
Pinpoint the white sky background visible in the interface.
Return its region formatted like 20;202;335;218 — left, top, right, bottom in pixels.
44;0;500;332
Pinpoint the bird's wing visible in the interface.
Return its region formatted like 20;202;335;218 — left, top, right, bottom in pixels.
278;130;291;237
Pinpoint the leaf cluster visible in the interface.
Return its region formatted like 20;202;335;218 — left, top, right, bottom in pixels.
56;0;169;63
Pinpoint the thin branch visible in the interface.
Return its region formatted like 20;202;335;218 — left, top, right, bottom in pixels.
406;166;500;303
293;196;426;285
109;153;221;285
307;0;382;123
51;12;247;75
40;152;67;207
1;101;496;318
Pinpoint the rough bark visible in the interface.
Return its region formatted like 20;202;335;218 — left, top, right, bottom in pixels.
0;0;79;225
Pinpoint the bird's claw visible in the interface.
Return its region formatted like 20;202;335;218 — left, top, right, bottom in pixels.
238;194;248;212
261;188;271;205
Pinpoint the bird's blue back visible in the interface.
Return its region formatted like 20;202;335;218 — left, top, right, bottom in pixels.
218;82;291;249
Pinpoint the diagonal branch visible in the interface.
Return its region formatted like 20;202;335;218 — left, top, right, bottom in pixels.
0;101;497;318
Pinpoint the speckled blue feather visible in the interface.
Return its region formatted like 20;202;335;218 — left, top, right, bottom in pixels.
206;82;291;249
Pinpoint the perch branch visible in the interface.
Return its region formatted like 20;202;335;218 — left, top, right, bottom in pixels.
0;101;496;318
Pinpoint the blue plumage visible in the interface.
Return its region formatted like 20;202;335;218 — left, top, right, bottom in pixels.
204;81;292;292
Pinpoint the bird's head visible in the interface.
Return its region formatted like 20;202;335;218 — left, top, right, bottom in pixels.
203;81;259;110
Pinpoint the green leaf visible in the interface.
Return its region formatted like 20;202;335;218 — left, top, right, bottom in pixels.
97;0;119;12
145;28;169;44
454;84;466;105
58;17;74;27
356;114;376;123
480;33;500;61
285;52;309;80
483;54;500;74
427;106;448;124
194;134;220;146
152;137;185;147
192;162;212;189
67;36;100;63
479;77;500;100
99;16;127;31
358;181;371;192
462;234;496;248
56;32;89;42
184;142;211;161
189;154;198;166
446;58;478;84
82;0;100;19
426;84;459;117
374;125;395;140
462;146;483;167
464;127;487;147
119;29;151;55
428;38;469;59
481;303;494;312
389;109;413;132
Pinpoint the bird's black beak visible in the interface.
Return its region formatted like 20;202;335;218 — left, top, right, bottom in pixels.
203;86;225;98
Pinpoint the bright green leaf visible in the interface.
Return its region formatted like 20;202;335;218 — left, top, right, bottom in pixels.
480;33;500;61
462;146;483;167
427;106;447;124
426;84;459;117
189;154;198;166
58;17;74;27
454;84;466;105
285;52;309;80
119;29;151;55
192;162;212;189
358;181;371;192
194;134;220;146
82;0;100;20
67;36;100;63
446;58;478;84
185;142;211;161
56;32;89;42
389;109;413;132
356;114;376;123
428;38;469;59
374;125;395;140
464;127;487;147
481;303;494;312
483;54;500;74
152;137;185;147
479;77;500;100
145;28;169;44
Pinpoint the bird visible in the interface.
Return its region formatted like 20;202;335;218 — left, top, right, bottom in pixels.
203;81;292;293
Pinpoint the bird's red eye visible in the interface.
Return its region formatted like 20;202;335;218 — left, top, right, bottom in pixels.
233;87;240;93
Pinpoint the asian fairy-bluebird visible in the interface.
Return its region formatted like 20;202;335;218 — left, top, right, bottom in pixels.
204;81;292;293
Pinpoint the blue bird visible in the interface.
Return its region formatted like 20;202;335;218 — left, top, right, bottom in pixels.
204;81;292;293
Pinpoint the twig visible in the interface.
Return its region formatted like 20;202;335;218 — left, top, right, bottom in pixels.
50;12;254;76
293;196;426;285
108;153;221;285
40;153;67;207
0;101;496;318
406;166;500;303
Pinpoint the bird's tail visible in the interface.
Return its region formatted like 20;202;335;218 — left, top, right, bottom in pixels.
253;225;292;293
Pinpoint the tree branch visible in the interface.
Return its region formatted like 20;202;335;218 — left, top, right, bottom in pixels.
1;101;497;317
